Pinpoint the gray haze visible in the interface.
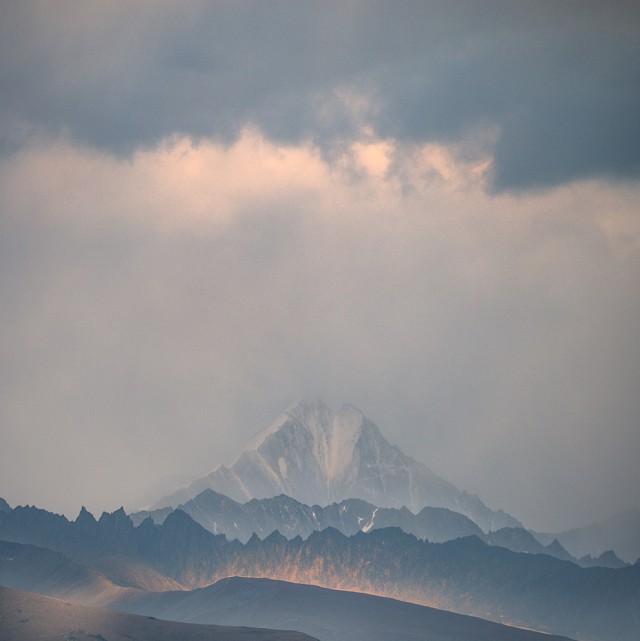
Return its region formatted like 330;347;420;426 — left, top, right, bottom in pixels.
1;2;639;531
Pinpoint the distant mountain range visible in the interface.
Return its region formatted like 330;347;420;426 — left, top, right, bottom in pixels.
131;488;626;568
135;489;486;543
1;506;639;641
534;508;640;564
151;399;520;532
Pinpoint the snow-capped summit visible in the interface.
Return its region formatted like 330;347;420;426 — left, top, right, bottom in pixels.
247;399;366;485
153;399;519;531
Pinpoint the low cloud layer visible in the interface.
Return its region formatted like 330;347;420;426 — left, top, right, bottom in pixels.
1;3;639;531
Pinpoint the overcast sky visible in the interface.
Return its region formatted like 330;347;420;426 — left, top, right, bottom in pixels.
1;1;639;532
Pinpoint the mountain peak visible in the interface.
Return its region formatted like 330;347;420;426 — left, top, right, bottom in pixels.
152;400;521;532
75;506;97;525
246;398;354;447
290;397;332;414
285;397;365;421
243;399;367;486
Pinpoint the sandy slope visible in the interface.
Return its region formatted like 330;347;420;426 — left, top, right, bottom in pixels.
0;584;317;641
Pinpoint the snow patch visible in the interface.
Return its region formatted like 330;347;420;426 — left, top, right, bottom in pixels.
326;404;364;481
362;507;379;533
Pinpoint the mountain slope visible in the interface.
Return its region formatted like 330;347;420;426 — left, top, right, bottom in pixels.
0;537;185;606
0;585;316;641
153;400;519;532
113;576;576;641
0;539;122;605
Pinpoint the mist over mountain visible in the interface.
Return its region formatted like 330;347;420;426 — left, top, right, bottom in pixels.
0;401;634;640
152;400;519;532
3;5;639;641
534;508;640;564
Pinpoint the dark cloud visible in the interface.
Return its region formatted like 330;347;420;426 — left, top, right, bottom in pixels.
2;2;639;189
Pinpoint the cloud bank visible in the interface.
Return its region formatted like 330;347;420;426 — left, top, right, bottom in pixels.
2;2;640;189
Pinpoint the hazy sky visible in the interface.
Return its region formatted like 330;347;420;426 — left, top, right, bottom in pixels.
1;1;639;532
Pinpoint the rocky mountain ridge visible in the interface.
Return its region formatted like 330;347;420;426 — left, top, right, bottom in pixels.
132;489;626;568
135;489;485;543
